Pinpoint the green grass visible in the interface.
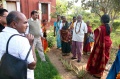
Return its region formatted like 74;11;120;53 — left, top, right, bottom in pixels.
109;31;120;63
111;31;120;48
34;52;62;79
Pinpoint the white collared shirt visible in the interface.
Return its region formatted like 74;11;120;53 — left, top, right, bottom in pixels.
0;27;34;79
72;21;87;42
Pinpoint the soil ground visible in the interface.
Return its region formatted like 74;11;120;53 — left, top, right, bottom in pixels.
47;47;109;79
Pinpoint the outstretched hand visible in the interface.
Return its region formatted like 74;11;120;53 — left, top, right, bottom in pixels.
25;34;34;45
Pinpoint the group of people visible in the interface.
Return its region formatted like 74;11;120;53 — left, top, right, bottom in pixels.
0;9;47;79
54;14;120;79
0;7;120;79
54;15;92;63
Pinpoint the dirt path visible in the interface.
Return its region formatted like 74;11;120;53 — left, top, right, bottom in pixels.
47;47;109;79
47;48;78;79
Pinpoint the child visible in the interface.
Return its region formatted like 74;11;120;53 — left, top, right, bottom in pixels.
41;19;49;53
42;20;48;38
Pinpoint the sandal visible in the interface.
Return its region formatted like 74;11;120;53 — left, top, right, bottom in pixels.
71;57;77;59
93;75;101;79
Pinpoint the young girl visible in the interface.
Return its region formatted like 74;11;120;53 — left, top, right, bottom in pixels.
41;19;49;53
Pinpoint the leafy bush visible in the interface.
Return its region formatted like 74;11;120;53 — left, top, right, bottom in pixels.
73;67;91;79
111;32;120;47
112;22;120;31
109;31;120;63
60;57;73;71
90;19;101;30
93;19;100;23
47;26;56;48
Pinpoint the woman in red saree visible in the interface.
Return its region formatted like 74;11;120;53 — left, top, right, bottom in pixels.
83;21;93;55
60;16;71;56
86;14;112;78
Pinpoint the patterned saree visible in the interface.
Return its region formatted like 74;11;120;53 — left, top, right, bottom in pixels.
60;21;71;53
86;25;112;77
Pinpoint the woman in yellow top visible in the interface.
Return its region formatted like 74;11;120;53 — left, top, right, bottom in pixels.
69;16;77;30
69;16;77;44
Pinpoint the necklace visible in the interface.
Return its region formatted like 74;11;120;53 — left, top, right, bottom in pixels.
75;22;82;34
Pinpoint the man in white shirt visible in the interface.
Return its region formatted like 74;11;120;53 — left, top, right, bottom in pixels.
71;15;87;63
27;10;46;61
0;11;36;79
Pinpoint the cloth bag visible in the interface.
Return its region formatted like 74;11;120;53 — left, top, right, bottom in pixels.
0;34;32;79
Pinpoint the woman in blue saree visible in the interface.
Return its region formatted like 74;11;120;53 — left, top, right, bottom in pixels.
54;15;61;49
106;47;120;79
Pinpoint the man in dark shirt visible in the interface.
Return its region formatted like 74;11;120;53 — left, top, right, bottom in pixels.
0;8;8;32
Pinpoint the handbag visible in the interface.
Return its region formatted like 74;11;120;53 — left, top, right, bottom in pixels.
0;34;32;79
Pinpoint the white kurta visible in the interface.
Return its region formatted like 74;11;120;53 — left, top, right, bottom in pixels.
72;21;87;42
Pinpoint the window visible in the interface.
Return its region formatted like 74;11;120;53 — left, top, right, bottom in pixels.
42;3;48;14
6;1;17;12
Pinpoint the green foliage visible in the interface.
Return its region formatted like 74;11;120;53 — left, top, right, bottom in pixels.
89;19;101;30
67;6;84;21
74;67;87;79
60;57;73;71
92;19;100;23
109;48;117;64
110;31;120;47
109;31;120;63
51;0;79;18
71;6;84;16
81;0;120;28
108;31;120;63
56;0;68;15
51;0;76;17
67;7;95;22
81;0;120;15
112;22;120;31
35;52;62;79
51;0;67;18
47;27;56;48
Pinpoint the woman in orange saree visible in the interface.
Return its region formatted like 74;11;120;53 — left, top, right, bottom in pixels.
41;19;49;53
86;14;112;78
